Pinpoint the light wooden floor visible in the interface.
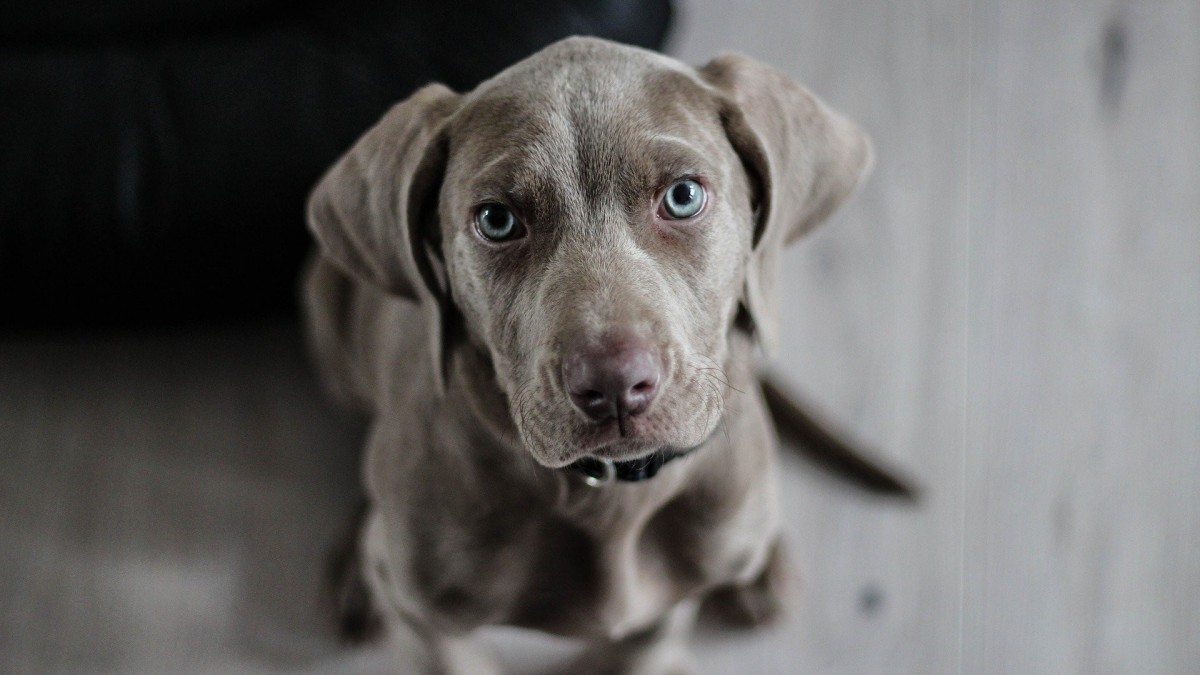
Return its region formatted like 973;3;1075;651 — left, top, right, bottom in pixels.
3;2;1197;673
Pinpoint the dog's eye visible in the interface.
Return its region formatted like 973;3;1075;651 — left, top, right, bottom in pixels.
659;179;706;220
475;204;525;242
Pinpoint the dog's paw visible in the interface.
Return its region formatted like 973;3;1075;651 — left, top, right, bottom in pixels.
325;502;384;643
702;582;783;629
701;540;792;629
559;647;696;675
332;560;384;643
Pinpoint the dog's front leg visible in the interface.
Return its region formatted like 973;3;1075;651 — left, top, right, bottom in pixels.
701;536;791;629
378;620;498;675
563;599;700;675
360;510;501;675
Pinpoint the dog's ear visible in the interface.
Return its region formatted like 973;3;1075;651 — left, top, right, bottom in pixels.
307;83;461;392
699;54;873;353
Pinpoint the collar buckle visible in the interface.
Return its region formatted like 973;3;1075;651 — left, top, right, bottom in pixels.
576;458;617;487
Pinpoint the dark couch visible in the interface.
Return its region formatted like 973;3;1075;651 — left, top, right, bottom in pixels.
0;0;672;327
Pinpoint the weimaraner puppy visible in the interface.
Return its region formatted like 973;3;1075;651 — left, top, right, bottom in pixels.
303;36;873;674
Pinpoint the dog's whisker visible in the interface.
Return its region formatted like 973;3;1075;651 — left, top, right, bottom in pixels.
688;355;744;396
694;376;723;440
698;368;743;400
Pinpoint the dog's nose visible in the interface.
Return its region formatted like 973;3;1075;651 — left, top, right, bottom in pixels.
562;340;661;422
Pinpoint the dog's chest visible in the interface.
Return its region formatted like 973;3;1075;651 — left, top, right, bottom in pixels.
406;468;776;640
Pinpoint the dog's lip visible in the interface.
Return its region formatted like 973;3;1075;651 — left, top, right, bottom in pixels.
535;432;660;469
587;438;661;462
538;418;716;469
573;419;660;458
574;424;719;473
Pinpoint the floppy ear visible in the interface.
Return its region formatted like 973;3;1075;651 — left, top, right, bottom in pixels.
306;83;461;392
699;54;873;354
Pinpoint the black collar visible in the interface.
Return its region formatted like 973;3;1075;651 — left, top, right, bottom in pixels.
569;447;695;485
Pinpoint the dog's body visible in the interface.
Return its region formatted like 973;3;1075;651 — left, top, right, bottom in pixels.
304;37;870;673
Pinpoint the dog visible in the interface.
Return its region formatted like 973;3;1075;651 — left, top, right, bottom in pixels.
303;36;873;674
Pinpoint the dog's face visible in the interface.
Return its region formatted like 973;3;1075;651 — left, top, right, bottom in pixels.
308;37;871;469
439;48;753;466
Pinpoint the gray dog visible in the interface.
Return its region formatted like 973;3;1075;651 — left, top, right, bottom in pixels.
303;36;871;674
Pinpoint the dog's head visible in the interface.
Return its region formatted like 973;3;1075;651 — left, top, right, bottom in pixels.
308;37;870;468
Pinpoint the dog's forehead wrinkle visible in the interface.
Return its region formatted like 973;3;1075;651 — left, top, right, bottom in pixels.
460;56;714;217
469;149;523;192
646;134;707;158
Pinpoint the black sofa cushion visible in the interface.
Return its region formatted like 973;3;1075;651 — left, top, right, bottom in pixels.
0;0;672;326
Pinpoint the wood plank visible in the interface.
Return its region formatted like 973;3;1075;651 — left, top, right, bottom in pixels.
964;2;1200;672
0;325;367;673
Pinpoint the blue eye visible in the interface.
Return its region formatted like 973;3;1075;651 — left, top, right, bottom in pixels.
475;203;525;242
660;179;706;219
